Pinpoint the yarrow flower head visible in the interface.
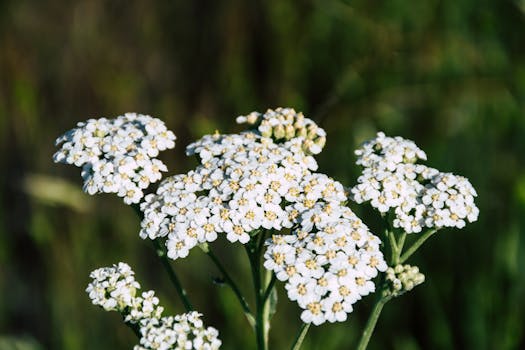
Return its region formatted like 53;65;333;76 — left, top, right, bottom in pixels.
87;263;221;349
139;109;387;326
86;262;142;313
53;113;176;204
350;132;479;233
354;132;427;169
264;177;387;325
140;130;319;259
134;312;221;350
236;107;327;155
86;262;163;322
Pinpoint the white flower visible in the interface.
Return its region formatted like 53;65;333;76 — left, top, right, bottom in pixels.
142;131;323;259
137;312;221;350
87;263;221;349
321;297;352;323
54;113;176;204
350;132;479;233
86;262;140;313
126;290;164;323
264;205;387;325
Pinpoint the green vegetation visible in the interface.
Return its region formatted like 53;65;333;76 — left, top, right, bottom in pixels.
1;0;524;349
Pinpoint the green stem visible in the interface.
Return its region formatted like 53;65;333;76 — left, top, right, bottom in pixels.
397;232;406;254
355;227;397;350
125;320;142;339
356;296;389;350
392;232;407;265
399;229;437;263
246;231;270;350
152;239;194;312
262;273;277;302
261;269;275;346
131;204;193;311
387;231;398;265
206;248;255;328
290;323;310;350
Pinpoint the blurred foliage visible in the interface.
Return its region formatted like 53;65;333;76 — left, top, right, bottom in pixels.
1;0;524;349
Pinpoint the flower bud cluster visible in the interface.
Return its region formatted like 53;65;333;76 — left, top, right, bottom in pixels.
350;132;479;233
236;107;326;155
53;113;176;204
385;264;425;297
134;312;221;350
87;263;221;349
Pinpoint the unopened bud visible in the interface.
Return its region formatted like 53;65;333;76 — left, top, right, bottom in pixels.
285;124;296;139
273;124;286;139
296;127;307;138
386;264;425;297
246;112;260;125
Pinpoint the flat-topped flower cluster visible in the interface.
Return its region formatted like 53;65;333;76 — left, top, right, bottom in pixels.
139;109;388;324
87;263;221;350
54;108;480;341
350;132;479;233
264;203;387;324
86;262;163;322
140;131;318;258
53;113;176;204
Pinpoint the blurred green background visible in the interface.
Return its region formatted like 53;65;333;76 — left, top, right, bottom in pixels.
1;0;524;349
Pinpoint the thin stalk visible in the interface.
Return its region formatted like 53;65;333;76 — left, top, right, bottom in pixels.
152;239;193;312
261;269;274;346
262;273;277;302
245;231;270;350
290;323;311;350
356;296;389;350
387;231;398;265
356;227;397;350
206;248;255;328
396;232;407;256
399;229;437;263
392;232;407;265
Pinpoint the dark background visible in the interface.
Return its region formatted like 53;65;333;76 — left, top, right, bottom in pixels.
1;1;524;349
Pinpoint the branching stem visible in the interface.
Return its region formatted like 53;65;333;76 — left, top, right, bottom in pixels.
152;239;194;312
206;248;255;328
399;229;437;263
290;323;310;350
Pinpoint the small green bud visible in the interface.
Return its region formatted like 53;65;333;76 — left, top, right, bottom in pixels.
246;112;260;125
307;124;318;139
386;264;425;297
273;124;286;139
285;124;295;139
296;127;307;138
315;136;326;149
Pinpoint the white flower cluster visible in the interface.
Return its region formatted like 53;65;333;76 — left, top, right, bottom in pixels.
140;131;321;259
87;263;221;349
86;262;163;323
264;186;387;325
53;113;176;204
350;132;479;233
385;264;425;297
236;107;326;155
134;312;221;350
139;111;387;325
